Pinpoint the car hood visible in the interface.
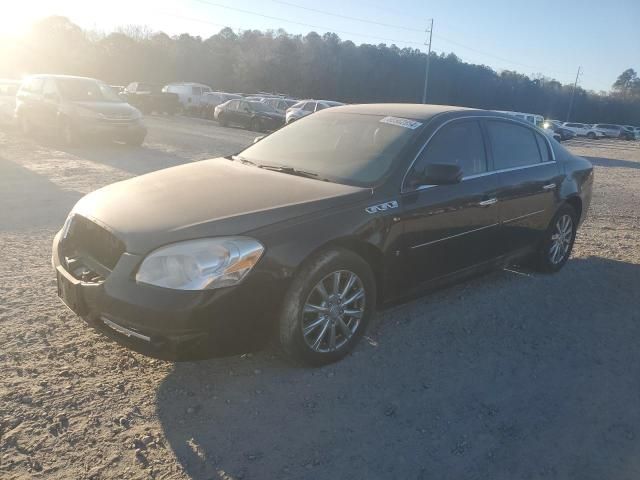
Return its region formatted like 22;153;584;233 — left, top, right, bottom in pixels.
70;101;139;117
72;159;371;253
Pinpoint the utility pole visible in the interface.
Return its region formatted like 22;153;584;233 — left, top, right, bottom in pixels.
422;18;434;104
566;66;582;122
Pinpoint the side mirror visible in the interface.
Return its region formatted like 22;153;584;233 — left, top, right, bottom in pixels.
421;163;463;186
253;135;265;144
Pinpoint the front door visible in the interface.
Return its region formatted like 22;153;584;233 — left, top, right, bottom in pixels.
399;119;501;287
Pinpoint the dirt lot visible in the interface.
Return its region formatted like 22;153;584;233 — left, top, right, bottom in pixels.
1;116;639;480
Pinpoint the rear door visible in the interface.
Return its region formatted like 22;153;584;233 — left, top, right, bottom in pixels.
399;119;501;287
40;78;60;131
484;119;562;255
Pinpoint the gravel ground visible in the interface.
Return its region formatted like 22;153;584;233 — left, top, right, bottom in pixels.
1;117;639;480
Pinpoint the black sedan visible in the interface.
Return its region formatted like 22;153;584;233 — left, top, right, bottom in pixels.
52;104;593;365
214;99;284;132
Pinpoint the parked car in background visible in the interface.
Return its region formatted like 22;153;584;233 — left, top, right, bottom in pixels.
599;124;635;140
162;82;211;114
562;122;606;139
262;97;298;114
200;92;241;119
629;126;640;140
621;125;638;140
214;99;285;132
543;121;576;141
0;79;20;126
16;75;146;146
286;100;345;124
109;85;125;95
52;105;593;365
496;111;544;128
122;82;179;115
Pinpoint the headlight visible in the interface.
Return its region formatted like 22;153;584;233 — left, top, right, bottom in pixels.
135;237;264;290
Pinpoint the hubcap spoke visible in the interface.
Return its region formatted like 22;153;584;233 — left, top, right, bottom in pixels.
332;272;341;295
329;324;337;351
343;309;363;319
315;281;329;301
312;320;330;350
303;316;327;336
336;317;352;338
304;303;328;314
342;289;364;307
341;273;357;298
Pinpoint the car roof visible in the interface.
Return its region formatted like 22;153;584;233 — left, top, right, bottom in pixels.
25;74;101;82
330;103;478;121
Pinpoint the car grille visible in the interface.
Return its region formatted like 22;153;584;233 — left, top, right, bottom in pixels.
60;215;125;281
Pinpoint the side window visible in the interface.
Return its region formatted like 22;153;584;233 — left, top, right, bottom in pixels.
486;121;542;170
191;86;202;95
27;78;44;94
535;133;551;163
303;102;314;112
228;100;238;111
42;78;58;98
408;120;487;186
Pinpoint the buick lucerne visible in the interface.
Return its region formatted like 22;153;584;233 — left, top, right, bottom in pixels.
52;104;593;365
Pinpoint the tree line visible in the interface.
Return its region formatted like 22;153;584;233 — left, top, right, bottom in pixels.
1;16;639;124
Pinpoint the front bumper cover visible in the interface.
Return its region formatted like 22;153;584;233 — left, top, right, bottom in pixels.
52;231;284;353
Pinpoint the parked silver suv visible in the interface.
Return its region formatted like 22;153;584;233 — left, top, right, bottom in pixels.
15;75;146;146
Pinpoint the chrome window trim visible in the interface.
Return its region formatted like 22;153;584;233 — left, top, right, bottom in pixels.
401;115;557;194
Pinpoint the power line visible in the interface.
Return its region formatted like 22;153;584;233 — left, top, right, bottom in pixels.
192;0;424;46
168;1;576;83
272;0;575;79
270;0;424;33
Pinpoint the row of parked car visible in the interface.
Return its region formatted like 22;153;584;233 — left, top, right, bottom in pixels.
498;110;639;142
111;81;346;133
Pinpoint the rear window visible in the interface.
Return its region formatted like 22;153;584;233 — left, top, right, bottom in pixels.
486;121;542;170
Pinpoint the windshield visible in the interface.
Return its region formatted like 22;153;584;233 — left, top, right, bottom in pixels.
57;78;122;103
250;101;277;113
238;112;423;186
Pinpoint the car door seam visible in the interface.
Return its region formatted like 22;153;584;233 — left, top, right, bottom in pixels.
501;209;546;224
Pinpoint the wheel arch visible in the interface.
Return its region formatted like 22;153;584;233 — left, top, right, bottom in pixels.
295;237;386;304
564;195;583;223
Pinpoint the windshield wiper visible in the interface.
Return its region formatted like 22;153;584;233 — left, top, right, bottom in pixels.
258;164;326;181
230;155;256;166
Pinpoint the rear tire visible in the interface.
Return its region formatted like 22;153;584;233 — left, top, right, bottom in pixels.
532;204;578;273
586;132;596;140
125;133;145;147
279;248;376;366
60;119;77;147
250;118;261;132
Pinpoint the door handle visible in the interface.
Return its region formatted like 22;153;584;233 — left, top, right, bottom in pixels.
542;183;556;190
478;198;498;207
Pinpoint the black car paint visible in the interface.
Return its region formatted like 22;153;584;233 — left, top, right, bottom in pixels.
218;100;285;131
52;106;593;351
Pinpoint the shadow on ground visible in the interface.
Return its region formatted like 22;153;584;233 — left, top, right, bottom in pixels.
0;156;82;231
155;256;640;480
584;155;640;170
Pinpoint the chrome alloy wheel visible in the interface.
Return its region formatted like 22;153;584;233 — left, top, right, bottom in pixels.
549;214;573;264
302;270;365;353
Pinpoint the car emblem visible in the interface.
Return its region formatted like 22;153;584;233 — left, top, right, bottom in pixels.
365;200;398;214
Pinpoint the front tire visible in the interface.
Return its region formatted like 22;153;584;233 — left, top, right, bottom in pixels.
586;132;596;140
279;248;376;366
20;114;32;136
250;118;261;132
532;204;577;273
125;133;145;147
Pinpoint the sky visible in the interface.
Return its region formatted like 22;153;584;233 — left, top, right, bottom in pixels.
2;0;638;92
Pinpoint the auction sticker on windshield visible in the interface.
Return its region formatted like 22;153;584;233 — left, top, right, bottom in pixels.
380;116;423;129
